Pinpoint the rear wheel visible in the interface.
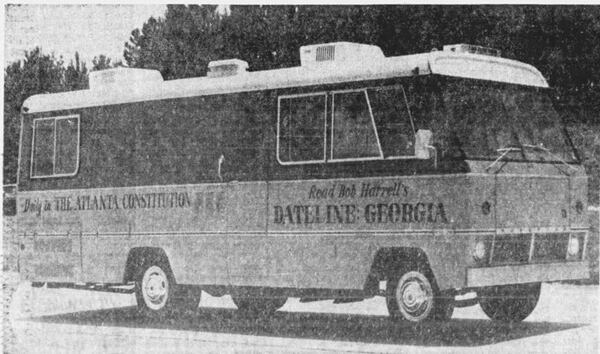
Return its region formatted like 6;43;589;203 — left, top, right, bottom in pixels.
232;295;287;316
478;282;541;322
135;262;175;317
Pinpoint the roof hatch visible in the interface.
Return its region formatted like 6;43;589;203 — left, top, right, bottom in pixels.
300;42;385;67
89;68;163;91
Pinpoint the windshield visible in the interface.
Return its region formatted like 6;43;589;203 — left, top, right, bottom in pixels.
440;78;577;163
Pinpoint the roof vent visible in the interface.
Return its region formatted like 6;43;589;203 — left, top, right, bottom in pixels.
443;44;501;57
300;42;384;67
207;59;249;78
89;68;163;90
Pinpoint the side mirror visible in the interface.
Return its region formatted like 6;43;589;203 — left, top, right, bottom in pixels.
415;129;432;159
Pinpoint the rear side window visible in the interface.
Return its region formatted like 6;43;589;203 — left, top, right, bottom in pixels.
277;93;327;164
331;89;382;161
31;115;80;178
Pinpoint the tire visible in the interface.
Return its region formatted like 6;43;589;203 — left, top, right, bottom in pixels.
135;262;175;317
387;270;436;322
232;295;287;316
478;282;541;322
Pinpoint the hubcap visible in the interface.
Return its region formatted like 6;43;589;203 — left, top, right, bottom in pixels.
396;273;433;320
402;282;427;309
142;266;169;310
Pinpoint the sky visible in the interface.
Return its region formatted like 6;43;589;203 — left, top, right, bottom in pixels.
4;4;167;66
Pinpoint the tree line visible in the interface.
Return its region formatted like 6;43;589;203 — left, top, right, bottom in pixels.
4;5;599;204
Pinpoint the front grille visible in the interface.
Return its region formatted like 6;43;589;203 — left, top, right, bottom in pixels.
491;233;531;264
532;233;569;262
490;232;575;265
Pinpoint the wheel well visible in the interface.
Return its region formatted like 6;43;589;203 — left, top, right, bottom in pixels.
122;247;174;284
365;247;435;293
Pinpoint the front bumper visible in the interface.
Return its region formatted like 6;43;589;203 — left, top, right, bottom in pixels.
466;261;589;288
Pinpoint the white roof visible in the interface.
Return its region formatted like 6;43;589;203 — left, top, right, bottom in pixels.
23;45;549;114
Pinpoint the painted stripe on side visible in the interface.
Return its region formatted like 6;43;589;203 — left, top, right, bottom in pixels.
15;171;585;195
25;227;585;238
27;230;474;237
25;226;586;238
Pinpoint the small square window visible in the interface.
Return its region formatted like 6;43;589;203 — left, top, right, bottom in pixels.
31;115;80;178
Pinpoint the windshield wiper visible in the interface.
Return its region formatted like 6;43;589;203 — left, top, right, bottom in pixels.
520;144;578;175
485;146;522;173
486;144;577;175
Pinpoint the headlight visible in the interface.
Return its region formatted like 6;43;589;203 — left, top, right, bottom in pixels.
567;236;580;257
472;241;487;261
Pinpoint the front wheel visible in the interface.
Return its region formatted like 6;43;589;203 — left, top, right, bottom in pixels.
387;268;453;322
387;270;435;322
478;282;541;322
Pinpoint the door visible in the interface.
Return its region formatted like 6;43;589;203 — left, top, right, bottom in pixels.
17;192;83;283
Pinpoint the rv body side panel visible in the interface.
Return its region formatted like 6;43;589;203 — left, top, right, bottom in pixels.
18;174;479;290
262;175;475;290
16;77;473;290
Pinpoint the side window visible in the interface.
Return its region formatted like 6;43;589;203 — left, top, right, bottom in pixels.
368;86;415;157
55;117;79;174
31;115;80;178
278;93;326;164
331;90;382;160
32;119;54;176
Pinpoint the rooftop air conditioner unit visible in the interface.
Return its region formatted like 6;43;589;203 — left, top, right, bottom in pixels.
300;42;385;68
443;44;501;57
207;59;249;78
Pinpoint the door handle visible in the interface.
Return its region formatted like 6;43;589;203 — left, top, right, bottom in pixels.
217;154;225;181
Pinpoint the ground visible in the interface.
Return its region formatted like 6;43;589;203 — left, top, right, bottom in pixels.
2;279;598;353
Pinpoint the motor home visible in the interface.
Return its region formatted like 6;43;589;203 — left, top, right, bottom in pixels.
17;42;589;322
